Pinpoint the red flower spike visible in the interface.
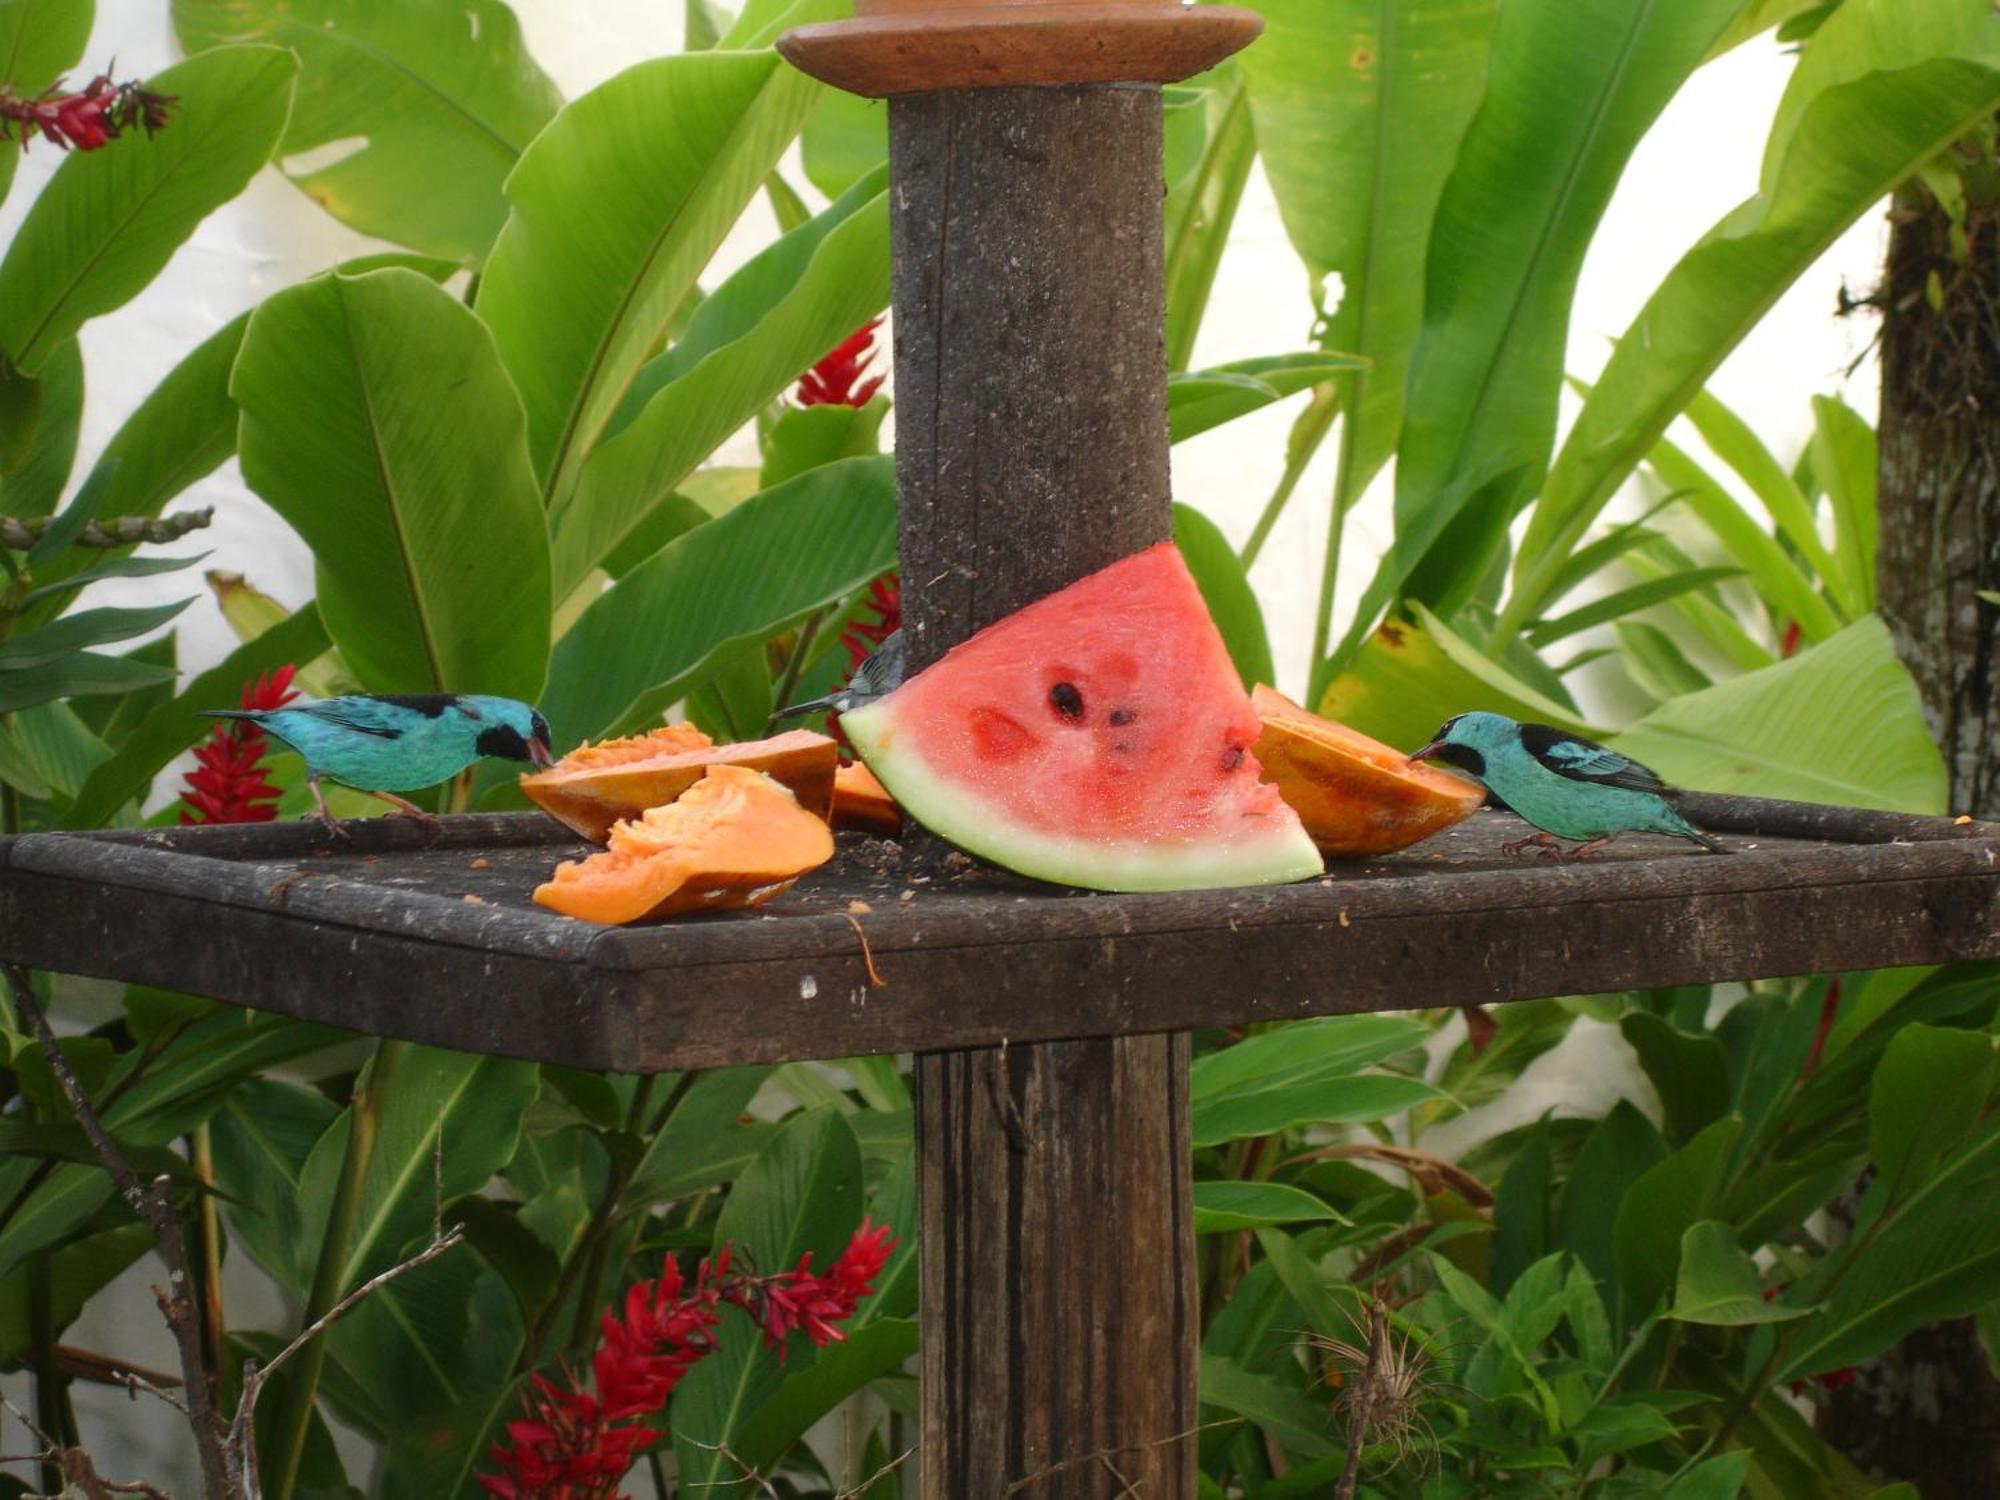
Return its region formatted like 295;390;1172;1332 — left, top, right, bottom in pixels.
796;319;886;409
484;1221;898;1498
0;72;175;153
179;665;299;825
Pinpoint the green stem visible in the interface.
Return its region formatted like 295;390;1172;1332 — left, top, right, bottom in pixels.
1240;382;1341;570
264;1039;407;1500
765;610;827;731
191;1123;227;1413
1308;375;1368;706
31;1252;64;1495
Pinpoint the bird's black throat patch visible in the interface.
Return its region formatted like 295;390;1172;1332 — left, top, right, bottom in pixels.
1428;743;1486;778
476;723;533;762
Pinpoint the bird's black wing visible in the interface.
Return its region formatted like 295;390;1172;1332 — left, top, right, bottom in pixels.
1518;722;1668;793
293;697;422;739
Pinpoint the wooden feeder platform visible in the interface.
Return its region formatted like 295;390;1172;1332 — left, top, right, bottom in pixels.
7;794;1994;1072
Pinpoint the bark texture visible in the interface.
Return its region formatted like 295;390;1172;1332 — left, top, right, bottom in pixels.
885;85;1198;1498
1821;176;2000;1499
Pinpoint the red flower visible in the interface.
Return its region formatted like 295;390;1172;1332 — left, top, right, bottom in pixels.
827;575;900;755
1780;620;1803;659
179;666;298;825
484;1223;896;1500
0;72;175;153
796;319;886;409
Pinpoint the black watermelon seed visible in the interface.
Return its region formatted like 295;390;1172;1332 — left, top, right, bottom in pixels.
1108;708;1134;726
1220;744;1245;772
1049;682;1085;720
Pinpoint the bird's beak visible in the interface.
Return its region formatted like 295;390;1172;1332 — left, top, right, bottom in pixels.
528;736;554;768
1407;738;1447;766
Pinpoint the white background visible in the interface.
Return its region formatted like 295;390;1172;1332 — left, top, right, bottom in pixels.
0;1;1883;1490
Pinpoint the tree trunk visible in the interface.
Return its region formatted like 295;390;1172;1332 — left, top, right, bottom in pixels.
1821;176;2000;1500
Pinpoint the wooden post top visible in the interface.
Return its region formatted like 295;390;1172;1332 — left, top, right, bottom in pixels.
776;0;1262;97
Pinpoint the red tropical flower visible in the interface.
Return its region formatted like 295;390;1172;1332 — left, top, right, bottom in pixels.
483;1222;896;1500
179;665;298;825
0;72;174;153
827;574;900;755
796;319;886;409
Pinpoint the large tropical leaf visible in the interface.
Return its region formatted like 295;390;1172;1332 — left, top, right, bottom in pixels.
1510;0;2000;629
539;456;896;745
1240;0;1495;565
1608;616;1947;812
0;337;78;518
67;602;327;826
1174;501;1273;690
555;170;890;593
1333;0;1743;663
0;0;94;207
172;0;561;262
477;48;826;510
0;46;297;374
233;269;550;698
1163;63;1258;372
673;1108;864;1497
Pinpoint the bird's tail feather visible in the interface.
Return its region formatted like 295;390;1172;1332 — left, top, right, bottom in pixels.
1688;827;1728;854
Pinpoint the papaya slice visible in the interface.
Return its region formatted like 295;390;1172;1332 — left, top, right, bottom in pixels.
832;761;901;836
533;765;835;924
521;725;838;842
1251;685;1484;857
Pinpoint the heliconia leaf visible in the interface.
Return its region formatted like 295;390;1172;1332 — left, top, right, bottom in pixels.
1608;616;1947;813
1642;429;1842;644
1198;1351;1342;1461
0;1223;149;1366
1167;354;1361;445
67;601;329;828
1241;0;1495;526
172;0;562;263
1668;1220;1808;1326
727;1318;919;1474
540;456;896;745
1778;1116;2000;1381
800;85;885;200
673;1108;864;1495
0;599;189;669
1867;1023;1998;1207
1810;393;1878;618
0;338;80;519
1163;66;1256;372
233;268;551;699
556;171;890;592
1174;502;1274;692
0;0;96;209
0;649;175;717
1342;0;1742;650
1525;568;1744;648
477;48;828;511
1194;1181;1347;1234
1511;0;2000;627
0;46;298;375
1612;1117;1741;1320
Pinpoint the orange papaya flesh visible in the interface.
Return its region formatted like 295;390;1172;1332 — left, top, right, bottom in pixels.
533;765;835;924
832;761;901;836
1250;684;1484;857
520;725;838;842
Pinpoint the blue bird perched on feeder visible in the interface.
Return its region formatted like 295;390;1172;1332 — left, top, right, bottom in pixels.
1409;711;1724;860
200;693;552;832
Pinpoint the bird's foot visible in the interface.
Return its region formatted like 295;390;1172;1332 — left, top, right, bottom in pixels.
1500;831;1566;858
1561;838;1613;862
304;809;352;844
373;790;442;828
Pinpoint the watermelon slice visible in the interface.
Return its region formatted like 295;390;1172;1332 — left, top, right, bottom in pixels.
842;543;1323;892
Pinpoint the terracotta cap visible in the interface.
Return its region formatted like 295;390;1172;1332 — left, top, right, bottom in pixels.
777;0;1263;98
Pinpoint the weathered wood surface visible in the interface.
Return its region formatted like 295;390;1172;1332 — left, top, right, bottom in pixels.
779;0;1263;98
5;800;1996;1072
886;84;1195;1499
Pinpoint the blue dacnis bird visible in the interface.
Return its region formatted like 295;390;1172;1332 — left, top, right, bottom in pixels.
1409;711;1724;860
201;693;552;831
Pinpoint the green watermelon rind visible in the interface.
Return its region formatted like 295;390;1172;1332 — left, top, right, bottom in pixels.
843;700;1326;893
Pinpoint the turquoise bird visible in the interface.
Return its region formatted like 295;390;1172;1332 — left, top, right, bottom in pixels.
202;693;552;830
1409;712;1724;859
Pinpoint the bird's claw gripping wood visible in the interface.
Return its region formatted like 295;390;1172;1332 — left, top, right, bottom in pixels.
1501;831;1568;858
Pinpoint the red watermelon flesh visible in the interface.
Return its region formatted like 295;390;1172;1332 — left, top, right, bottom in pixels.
841;543;1323;891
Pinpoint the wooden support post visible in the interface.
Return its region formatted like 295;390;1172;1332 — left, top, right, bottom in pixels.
892;91;1191;1494
782;5;1260;1493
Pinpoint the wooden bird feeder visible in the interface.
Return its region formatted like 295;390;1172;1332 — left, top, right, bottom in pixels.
5;5;2000;1496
